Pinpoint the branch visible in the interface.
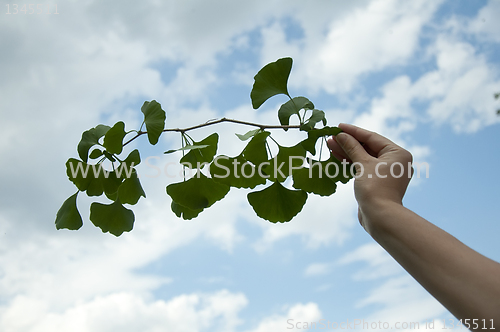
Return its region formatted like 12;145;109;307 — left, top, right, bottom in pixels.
123;117;301;147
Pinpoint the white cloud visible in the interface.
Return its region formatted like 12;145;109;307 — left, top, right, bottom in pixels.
0;290;247;332
288;0;444;94
252;182;357;251
303;263;331;277
415;36;500;132
465;0;500;43
244;303;322;332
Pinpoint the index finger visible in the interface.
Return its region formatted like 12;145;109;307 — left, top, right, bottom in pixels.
338;123;395;157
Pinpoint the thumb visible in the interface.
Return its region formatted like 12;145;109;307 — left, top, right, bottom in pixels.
335;133;369;163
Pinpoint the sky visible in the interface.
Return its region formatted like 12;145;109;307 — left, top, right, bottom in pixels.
0;0;499;331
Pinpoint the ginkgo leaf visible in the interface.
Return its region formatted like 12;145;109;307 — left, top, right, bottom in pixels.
55;192;83;230
122;149;141;169
77;124;110;162
210;155;267;189
292;161;338;196
247;181;307;223
300;126;342;155
250;57;292;109
141;100;166;145
171;201;203;220
117;170;146;205
166;172;230;211
90;200;135;236
180;133;219;169
235;129;261;141
278;97;314;130
300;109;326;131
103;121;126;155
164;145;210;154
263;143;306;182
242;131;270;166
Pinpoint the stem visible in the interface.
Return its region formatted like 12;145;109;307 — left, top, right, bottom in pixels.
122;118;301;147
319;137;324;162
265;141;273;159
181;133;186;181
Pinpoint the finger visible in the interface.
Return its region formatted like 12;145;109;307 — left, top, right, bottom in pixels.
335;132;370;163
338;123;395;157
327;136;350;162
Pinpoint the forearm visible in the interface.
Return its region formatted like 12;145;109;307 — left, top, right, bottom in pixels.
361;200;500;326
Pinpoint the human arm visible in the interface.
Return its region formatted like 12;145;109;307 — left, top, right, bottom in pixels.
327;123;500;326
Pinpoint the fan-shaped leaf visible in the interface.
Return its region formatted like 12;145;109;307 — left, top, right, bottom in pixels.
251;58;292;109
90;200;135;236
292;160;338;196
166;172;230;211
278;97;314;130
247;181;307;223
263;143;306;182
210;155;267;189
77;124;110;162
117;170;146;205
164;144;210;154
171;201;203;220
300;109;326;131
55;192;83;230
242;131;270;166
300;126;342;155
180;133;219;169
141;100;166;145
103;121;126;154
235;129;261;141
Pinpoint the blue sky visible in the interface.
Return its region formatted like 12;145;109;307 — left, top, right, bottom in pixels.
0;0;499;331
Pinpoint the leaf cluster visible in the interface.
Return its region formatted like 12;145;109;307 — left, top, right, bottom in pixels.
56;58;354;236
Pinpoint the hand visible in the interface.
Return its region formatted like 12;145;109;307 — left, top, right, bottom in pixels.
327;124;413;230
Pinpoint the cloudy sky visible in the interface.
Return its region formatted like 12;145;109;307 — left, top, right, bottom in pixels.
1;0;499;331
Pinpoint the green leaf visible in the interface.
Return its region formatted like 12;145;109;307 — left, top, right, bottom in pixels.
263;143;306;182
102;151;116;162
242;131;270;166
300;126;342;155
210;155;267;189
89;149;103;159
141;100;166;145
300;109;327;131
235;129;261;141
102;171;123;201
66;158;92;191
292;160;338;196
323;155;355;184
180;133;218;169
164;145;210;154
90;200;135;236
117;170;146;205
250;57;293;109
103;121;126;155
247;181;307;223
171;201;203;220
123;149;141;169
66;158;113;196
77;124;110;162
55;192;83;230
166;172;230;211
278;97;314;130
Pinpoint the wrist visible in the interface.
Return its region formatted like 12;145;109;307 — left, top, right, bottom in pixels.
358;198;406;237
